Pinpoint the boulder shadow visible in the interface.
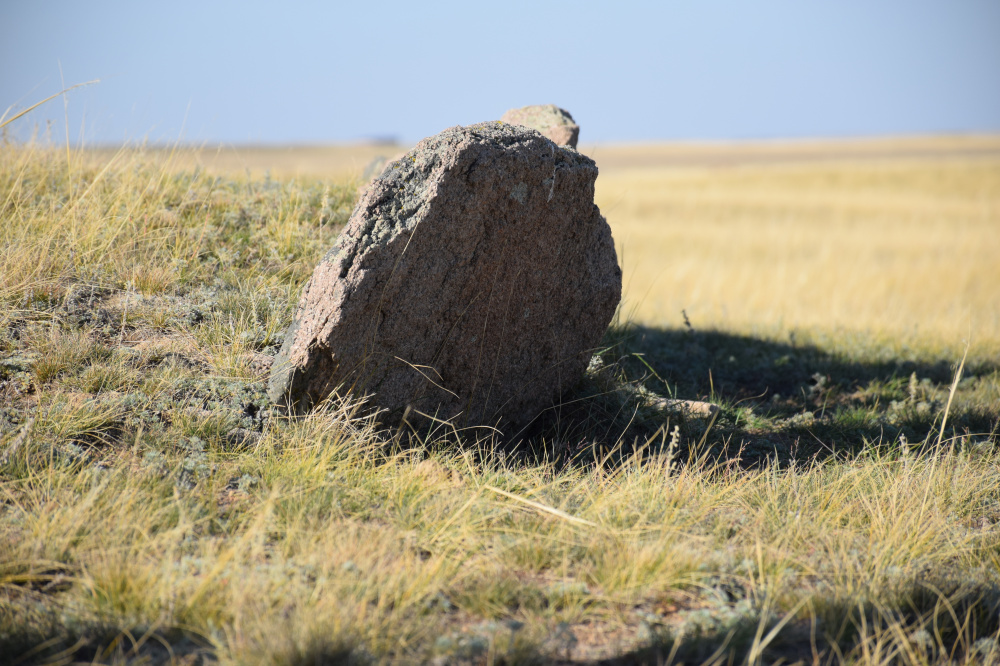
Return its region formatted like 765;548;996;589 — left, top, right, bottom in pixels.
518;324;999;467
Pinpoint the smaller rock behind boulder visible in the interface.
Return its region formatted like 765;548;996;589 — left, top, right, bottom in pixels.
501;105;580;148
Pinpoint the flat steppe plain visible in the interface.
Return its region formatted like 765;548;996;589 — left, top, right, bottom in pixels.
146;134;1000;347
119;134;1000;177
2;135;999;665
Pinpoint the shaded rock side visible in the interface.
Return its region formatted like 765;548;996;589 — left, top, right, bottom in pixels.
268;121;621;432
500;105;580;148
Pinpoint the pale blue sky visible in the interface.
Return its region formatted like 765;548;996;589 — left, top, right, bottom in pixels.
2;0;998;144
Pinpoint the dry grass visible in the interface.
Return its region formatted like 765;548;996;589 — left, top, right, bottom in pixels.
4;408;999;665
84;143;408;182
596;159;1000;355
1;138;999;665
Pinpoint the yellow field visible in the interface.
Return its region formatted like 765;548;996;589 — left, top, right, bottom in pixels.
596;158;1000;355
148;135;1000;357
88;142;401;181
4;137;1000;664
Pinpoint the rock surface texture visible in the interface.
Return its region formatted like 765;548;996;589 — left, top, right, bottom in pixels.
500;105;580;148
268;122;621;433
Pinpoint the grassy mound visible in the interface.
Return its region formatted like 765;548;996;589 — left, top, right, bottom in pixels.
1;144;999;664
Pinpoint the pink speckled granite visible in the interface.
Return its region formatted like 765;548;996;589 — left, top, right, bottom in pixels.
269;122;620;433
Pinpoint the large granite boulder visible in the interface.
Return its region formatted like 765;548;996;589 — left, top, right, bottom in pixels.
500;105;580;148
268;121;620;433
